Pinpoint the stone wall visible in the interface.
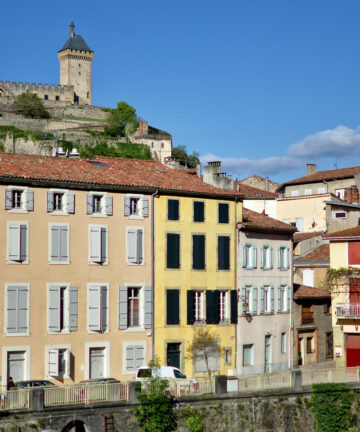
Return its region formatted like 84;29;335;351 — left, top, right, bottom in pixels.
0;80;74;103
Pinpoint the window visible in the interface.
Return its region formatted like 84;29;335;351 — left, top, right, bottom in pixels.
281;332;287;354
86;193;113;216
187;290;205;324
87;285;108;332
218;236;230;270
47;190;75;214
119;286;152;330
124;195;149;218
55;95;60;101
303;269;314;287
166;289;180;325
277;285;290;313
47;346;71;379
193;201;205;222
332;210;347;219
224;348;232;365
49;224;69;264
291;190;299;197
261;286;274;314
278;246;289;270
48;285;77;333
89;225;108;265
218;203;229;223
318;187;325;194
168;199;179;221
243;344;254;366
260;245;273;270
124;344;145;373
242;244;257;269
193;234;205;270
295;218;304;233
205;290;238;325
44;95;48;100
304;188;312;195
5;187;34;212
326;332;333;358
219;291;229;323
301;304;314;324
242;286;257;314
336;189;345;200
6;284;29;335
127;227;144;265
7;222;28;264
306;337;314;353
167;233;180;269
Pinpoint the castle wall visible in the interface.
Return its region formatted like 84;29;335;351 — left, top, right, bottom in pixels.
0;80;74;103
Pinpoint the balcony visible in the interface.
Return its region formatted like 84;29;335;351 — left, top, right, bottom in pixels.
336;303;360;317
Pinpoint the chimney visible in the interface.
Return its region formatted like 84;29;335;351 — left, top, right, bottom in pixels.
345;186;359;204
306;164;317;176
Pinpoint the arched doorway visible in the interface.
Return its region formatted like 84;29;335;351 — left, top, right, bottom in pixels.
62;420;88;432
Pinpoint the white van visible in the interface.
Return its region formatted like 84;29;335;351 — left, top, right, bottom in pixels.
135;366;197;384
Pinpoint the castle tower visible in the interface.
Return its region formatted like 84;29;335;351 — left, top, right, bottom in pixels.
58;22;94;104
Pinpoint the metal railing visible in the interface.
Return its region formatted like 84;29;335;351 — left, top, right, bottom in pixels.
336;303;360;317
44;382;129;407
0;388;30;410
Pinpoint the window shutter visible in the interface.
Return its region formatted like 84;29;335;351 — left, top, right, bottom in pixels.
100;228;107;263
67;192;75;213
287;286;291;312
218;236;230;270
218;203;229;223
168;200;179;220
124;196;130;216
126;346;135;371
277;286;281;312
135;346;144;369
100;286;107;332
213;290;220;324
69;286;78;331
20;224;27;262
65;349;71;377
48;286;60;332
286;247;290;269
241;287;246;314
269;246;273;269
59;225;68;262
252;246;257;268
230;290;238;324
127;229;137;263
88;286;101;331
105;196;113;216
166;290;180;325
47;191;54;212
187;291;195;325
86;194;93;214
260;286;264;313
9;223;21;261
270;286;274;313
142;197;149;217
194;201;204;222
260;246;264;269
277;247;281;269
206;291;214;324
242;245;246;268
51;225;60;261
7;286;19;333
193;235;205;270
119;286;128;329
5;188;12;209
17;286;28;333
48;349;59;377
144;286;152;329
136;229;143;263
90;226;101;262
252;287;258;314
167;233;180;269
26;190;34;211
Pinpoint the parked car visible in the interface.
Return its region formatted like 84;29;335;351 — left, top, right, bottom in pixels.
79;378;121;385
136;366;197;383
16;380;55;388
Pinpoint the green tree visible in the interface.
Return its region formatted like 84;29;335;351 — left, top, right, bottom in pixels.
104;101;139;137
186;328;220;379
80;141;153;160
172;145;200;169
14;93;50;119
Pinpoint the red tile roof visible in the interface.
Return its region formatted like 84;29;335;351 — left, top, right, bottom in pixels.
325;225;360;239
0;153;244;198
241;208;296;233
295;244;330;262
293;285;331;299
293;231;324;243
280;165;360;188
234;181;278;198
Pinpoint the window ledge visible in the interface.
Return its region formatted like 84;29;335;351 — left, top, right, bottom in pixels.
127;262;145;266
90;213;108;218
47;330;70;335
7;260;29;265
9;209;28;214
88;261;109;266
49;261;70;265
5;332;29;337
129;215;144;220
50;211;69;216
124;327;145;332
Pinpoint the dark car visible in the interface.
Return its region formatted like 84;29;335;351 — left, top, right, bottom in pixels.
16;380;55;388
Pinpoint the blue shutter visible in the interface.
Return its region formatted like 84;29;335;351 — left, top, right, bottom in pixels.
100;286;107;332
252;246;257;269
59;225;68;262
67;193;75;213
135;346;144;368
126;346;135;371
100;228;107;263
137;229;143;264
88;286;101;331
286;247;290;269
86;194;93;214
20;224;27;262
48;286;60;331
277;286;281;312
144;286;152;329
105;196;113;216
260;286;264;314
5;188;12;209
242;245;246;268
260;246;264;269
51;225;60;261
17;286;28;334
241;287;246;314
9;223;21;261
7;286;19;333
127;229;137;263
269;246;273;269
119;286;128;329
230;290;238;324
270;286;274;313
277;247;281;269
47;192;54;212
287;286;291;312
26;190;34;211
69;286;78;331
252;287;258;314
90;226;101;262
124;196;130;216
142;197;149;217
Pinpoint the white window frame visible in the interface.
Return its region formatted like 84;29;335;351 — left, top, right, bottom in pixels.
126;285;144;330
242;344;254;366
304;188;312;195
332;210;347;219
87;283;109;333
126;226;145;265
88;224;108;265
243;286;253;314
48;223;70;264
336;189;345;200
47;283;72;334
6;186;31;214
263;286;271;313
2;346;30;388
219;290;230;323
194;290;205;323
291;190;299;197
243;244;256;269
87;191;112;218
5;283;30;336
317;187;325;194
279;285;287;312
125;194;147;219
122;341;146;374
7;221;29;264
48;189;73;216
45;344;71;379
85;342;110;380
278;246;289;270
261;245;272;270
281;332;287;354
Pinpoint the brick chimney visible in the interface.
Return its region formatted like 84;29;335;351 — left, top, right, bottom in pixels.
344;186;359;204
306;164;317;176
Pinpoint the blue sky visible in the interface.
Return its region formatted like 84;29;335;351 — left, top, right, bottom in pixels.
3;0;360;183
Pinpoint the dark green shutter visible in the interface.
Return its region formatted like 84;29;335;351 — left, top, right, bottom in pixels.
206;291;214;324
193;235;205;269
231;290;238;324
194;202;204;222
218;236;230;270
166;290;180;325
167;233;180;269
168;200;179;220
187;291;195;325
213;290;220;324
218;203;229;223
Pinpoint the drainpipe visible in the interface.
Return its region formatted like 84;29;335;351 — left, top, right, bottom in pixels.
289;237;294;370
151;189;159;361
234;197;239;373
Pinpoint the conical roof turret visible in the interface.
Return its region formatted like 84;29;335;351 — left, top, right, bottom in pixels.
58;22;93;53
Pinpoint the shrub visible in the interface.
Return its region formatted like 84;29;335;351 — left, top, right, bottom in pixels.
14;93;50;119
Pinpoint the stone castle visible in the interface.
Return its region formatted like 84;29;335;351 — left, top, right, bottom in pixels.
0;22;93;105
